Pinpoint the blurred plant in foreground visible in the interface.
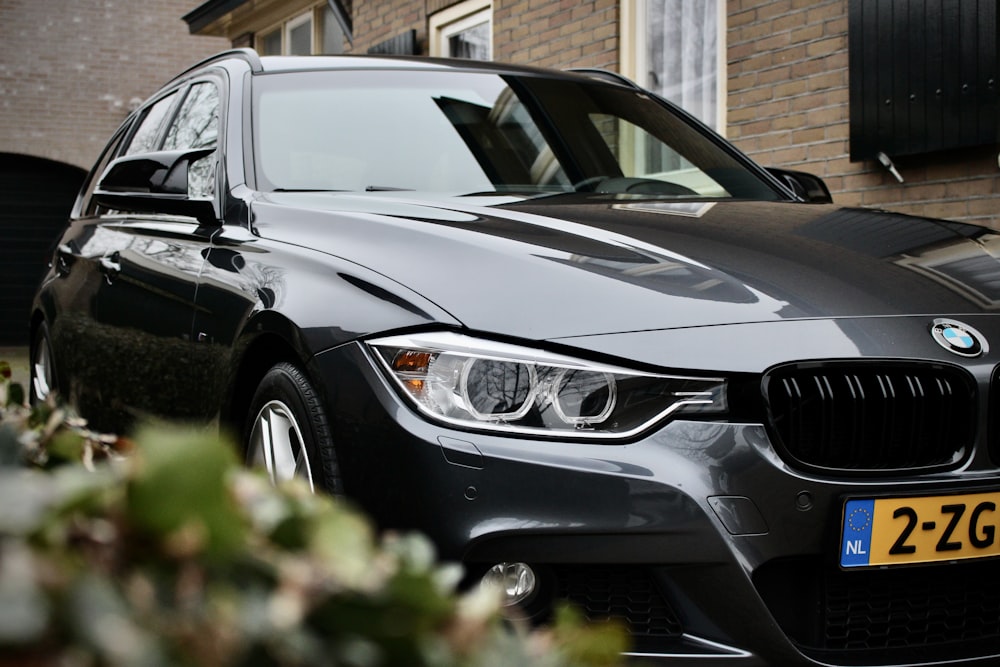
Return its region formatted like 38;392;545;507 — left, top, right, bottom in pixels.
0;363;628;667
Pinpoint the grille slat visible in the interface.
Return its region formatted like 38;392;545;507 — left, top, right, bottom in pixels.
844;373;862;465
755;558;1000;664
765;363;975;473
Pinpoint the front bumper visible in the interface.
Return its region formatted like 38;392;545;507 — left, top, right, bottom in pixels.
312;341;1000;666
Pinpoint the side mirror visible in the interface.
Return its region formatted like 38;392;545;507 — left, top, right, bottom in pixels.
94;147;219;224
767;168;833;204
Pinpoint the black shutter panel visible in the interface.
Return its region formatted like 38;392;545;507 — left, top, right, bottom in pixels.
849;0;1000;161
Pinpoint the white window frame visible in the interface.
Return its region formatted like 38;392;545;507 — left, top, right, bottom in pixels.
257;6;324;56
257;25;283;56
284;10;314;55
429;0;492;59
621;0;727;134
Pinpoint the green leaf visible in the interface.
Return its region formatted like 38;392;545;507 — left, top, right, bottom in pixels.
309;503;379;588
6;382;24;408
126;425;246;560
46;429;86;464
551;603;630;666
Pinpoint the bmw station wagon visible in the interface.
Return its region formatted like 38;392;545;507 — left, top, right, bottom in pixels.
30;50;1000;665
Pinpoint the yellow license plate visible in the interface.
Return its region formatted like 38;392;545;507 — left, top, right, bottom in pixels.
840;492;1000;568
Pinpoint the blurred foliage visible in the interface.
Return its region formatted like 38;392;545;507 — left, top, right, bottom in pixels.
0;364;629;667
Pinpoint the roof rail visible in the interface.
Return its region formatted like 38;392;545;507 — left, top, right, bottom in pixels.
567;68;642;90
167;48;263;84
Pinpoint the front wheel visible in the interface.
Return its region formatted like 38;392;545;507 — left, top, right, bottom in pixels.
245;362;342;495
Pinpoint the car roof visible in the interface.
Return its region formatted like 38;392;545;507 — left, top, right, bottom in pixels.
168;48;618;87
259;54;540;74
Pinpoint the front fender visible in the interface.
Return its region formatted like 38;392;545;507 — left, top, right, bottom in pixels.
197;227;462;429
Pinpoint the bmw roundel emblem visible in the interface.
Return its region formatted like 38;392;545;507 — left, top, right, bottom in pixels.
930;319;988;357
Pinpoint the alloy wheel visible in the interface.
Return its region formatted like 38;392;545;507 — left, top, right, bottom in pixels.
32;336;53;403
248;399;315;492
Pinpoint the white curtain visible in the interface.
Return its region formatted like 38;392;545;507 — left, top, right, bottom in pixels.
645;0;718;130
448;21;490;60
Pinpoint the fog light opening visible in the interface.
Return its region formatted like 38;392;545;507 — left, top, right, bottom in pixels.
481;562;537;606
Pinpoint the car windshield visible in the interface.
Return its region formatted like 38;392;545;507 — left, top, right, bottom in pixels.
252;68;783;201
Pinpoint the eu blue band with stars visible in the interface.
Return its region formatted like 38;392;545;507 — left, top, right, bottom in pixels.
841;499;875;567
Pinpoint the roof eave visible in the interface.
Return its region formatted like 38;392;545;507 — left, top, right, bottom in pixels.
182;0;251;35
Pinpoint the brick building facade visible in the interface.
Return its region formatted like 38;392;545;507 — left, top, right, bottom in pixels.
0;0;228;171
0;0;227;343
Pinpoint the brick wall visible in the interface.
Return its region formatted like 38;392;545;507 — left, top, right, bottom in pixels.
493;0;618;69
351;1;429;54
347;0;617;71
0;0;228;171
727;0;1000;228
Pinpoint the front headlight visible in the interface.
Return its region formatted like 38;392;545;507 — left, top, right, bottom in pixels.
367;332;726;439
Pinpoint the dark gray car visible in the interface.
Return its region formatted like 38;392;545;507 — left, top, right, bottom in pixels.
30;50;1000;665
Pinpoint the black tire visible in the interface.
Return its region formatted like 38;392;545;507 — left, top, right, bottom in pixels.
244;362;343;495
29;322;56;406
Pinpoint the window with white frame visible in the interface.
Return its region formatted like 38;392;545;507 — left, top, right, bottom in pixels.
429;1;492;60
257;4;346;56
287;12;313;55
623;0;725;133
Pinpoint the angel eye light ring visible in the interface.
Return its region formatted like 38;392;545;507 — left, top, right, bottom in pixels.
367;332;727;440
459;356;539;422
549;368;618;426
458;361;618;427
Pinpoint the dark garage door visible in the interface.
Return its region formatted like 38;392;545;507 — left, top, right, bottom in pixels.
0;153;86;345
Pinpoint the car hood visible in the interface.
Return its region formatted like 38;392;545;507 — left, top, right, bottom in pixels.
251;192;1000;342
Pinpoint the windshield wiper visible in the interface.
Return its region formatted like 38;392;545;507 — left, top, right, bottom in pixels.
365;185;415;192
